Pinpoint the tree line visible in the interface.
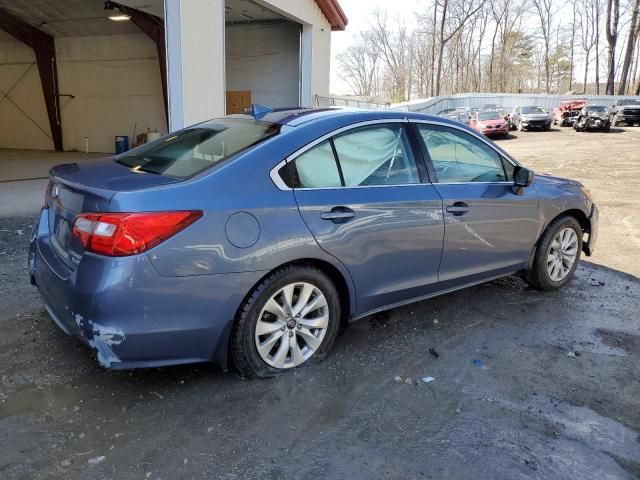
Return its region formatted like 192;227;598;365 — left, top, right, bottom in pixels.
336;0;640;102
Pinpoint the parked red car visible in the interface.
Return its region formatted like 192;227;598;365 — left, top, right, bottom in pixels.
469;110;509;138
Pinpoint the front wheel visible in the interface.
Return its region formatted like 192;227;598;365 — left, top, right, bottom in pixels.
524;216;583;291
231;265;341;378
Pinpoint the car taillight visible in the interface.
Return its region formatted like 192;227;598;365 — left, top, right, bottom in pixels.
72;211;203;256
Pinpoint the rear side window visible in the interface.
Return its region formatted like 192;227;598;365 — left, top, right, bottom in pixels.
288;140;342;188
417;124;508;183
333;125;419;186
282;124;420;188
115;118;279;179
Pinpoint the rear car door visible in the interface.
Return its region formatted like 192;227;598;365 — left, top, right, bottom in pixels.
413;122;542;288
277;120;444;314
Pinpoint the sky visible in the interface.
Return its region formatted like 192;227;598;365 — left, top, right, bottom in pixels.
329;0;578;95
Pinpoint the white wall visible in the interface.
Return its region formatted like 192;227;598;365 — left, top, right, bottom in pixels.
258;0;333;101
0;33;166;153
0;36;52;150
165;0;225;131
226;22;300;107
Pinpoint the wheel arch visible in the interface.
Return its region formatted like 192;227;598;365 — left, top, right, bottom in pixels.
223;257;356;370
528;209;590;270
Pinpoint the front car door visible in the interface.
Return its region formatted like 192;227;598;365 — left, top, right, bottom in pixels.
277;120;444;315
413;121;542;289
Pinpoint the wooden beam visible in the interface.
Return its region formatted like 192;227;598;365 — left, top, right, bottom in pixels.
0;6;63;151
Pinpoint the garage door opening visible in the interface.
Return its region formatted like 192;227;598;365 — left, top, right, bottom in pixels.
225;0;301;114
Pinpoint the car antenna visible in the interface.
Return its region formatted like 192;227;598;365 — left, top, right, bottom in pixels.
249;103;273;120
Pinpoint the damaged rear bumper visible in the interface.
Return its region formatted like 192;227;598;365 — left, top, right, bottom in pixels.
29;209;264;369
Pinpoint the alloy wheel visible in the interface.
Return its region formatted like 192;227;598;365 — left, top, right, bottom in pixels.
546;227;579;282
254;282;329;369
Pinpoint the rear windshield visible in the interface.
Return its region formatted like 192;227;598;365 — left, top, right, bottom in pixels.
478;111;501;120
115;118;280;178
522;106;546;114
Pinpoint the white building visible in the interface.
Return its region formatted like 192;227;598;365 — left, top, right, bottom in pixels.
0;0;347;153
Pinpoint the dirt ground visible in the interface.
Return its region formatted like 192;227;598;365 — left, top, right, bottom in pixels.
1;126;639;480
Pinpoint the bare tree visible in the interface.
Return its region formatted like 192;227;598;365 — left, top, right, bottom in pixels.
532;0;554;92
578;0;598;94
605;0;620;94
336;31;380;97
434;0;487;95
618;0;640;94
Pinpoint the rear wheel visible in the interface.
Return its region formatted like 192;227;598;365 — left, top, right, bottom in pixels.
525;216;582;291
231;265;340;378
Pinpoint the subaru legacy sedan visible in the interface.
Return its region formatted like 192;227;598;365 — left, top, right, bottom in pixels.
29;108;598;377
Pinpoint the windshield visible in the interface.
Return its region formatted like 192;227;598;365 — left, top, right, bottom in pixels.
478;111;501;120
587;106;607;113
115;118;280;178
522;106;546;114
618;100;640;105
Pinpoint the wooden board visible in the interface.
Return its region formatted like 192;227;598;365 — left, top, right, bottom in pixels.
226;91;252;114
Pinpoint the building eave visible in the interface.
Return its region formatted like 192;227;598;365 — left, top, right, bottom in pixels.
315;0;348;31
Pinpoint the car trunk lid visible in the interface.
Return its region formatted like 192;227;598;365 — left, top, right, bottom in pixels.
47;159;180;269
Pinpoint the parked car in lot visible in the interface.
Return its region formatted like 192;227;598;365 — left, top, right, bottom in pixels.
509;105;553;131
437;109;470;125
469;110;509;138
574;105;611;132
553;99;586;127
29;107;598;377
610;99;640;126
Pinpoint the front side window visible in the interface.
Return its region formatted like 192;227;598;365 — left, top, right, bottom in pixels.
417;124;508;183
116;118;279;179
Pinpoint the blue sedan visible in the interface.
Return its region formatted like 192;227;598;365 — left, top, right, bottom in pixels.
29;107;598;377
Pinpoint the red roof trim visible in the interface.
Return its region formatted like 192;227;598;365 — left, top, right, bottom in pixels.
315;0;348;31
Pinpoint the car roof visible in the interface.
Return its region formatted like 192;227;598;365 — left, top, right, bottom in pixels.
227;107;454;128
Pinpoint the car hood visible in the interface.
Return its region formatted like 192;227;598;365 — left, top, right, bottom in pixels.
535;173;583;188
479;119;506;126
521;113;549;120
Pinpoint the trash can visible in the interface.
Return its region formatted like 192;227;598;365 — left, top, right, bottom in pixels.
115;135;129;154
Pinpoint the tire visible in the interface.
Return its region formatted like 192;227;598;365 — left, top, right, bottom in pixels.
524;215;583;291
230;264;341;378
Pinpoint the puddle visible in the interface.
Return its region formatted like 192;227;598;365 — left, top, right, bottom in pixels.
0;383;85;420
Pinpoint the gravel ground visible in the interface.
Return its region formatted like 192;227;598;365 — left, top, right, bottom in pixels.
1;126;639;480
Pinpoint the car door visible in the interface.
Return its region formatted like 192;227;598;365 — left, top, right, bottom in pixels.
413;122;542;288
282;121;445;314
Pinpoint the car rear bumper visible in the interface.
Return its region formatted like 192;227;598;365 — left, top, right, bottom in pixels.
29;208;264;369
583;204;598;256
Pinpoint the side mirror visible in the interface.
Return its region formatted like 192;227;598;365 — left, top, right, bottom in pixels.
513;166;534;193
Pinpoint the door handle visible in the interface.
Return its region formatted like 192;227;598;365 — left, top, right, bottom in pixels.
445;202;470;216
321;207;355;223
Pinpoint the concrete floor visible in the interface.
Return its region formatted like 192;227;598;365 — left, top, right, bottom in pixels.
0;148;104;182
1;128;639;479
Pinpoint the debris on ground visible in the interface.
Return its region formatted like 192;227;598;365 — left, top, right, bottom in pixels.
404;377;413;385
394;375;403;383
87;456;106;465
429;348;439;358
472;359;486;369
566;351;576;358
433;319;439;325
421;376;435;384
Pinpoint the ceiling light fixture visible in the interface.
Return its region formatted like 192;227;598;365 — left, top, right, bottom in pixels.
108;14;131;21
